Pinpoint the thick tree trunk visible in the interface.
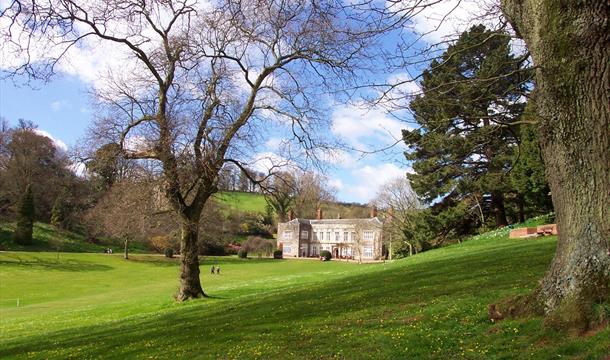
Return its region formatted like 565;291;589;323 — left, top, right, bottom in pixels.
491;191;508;227
176;219;206;301
501;0;610;326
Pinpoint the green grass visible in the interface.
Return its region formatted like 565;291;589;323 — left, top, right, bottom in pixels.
215;191;268;213
1;229;608;359
0;222;149;253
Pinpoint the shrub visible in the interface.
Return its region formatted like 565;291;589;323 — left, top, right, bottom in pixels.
241;236;275;258
238;249;248;259
164;248;174;258
320;250;331;261
273;249;283;259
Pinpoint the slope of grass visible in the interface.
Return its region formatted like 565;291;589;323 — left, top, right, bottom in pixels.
0;222;148;253
215;191;269;213
1;229;608;359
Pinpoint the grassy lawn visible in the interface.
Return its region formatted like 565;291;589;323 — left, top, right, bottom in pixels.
215;191;268;214
1;230;608;359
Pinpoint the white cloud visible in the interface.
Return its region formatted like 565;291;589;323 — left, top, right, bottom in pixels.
249;152;298;174
406;0;495;44
50;100;67;112
33;129;68;151
341;163;410;203
331;102;409;151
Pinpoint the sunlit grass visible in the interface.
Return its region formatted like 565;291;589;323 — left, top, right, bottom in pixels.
1;229;608;359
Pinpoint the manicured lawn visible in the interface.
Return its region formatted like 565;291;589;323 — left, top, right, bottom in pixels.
1;230;608;359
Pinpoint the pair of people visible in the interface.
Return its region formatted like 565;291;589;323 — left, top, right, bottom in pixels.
210;265;221;275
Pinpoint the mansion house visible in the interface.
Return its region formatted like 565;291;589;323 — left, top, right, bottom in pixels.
277;207;383;260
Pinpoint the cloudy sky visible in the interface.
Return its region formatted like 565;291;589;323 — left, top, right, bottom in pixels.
0;0;493;204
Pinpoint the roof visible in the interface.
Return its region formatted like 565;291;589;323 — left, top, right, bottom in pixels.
283;217;383;226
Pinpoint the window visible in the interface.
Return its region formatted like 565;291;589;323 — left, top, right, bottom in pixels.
283;246;292;254
351;232;355;242
301;230;309;239
363;230;374;240
363;246;373;258
326;232;331;242
312;245;318;256
283;230;293;240
343;232;349;242
313;232;318;241
335;232;340;241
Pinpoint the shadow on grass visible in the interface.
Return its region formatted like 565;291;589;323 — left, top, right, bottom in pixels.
0;254;113;272
2;236;606;359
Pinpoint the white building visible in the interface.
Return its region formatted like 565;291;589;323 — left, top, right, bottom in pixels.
277;207;384;260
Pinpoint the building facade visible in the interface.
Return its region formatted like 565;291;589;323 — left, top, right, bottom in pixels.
277;208;384;260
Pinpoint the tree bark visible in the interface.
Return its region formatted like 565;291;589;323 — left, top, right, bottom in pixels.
176;219;206;301
517;193;525;223
501;0;610;325
491;191;508;227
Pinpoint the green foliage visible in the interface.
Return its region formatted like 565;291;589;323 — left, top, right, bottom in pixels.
273;249;283;259
13;185;34;245
405;25;530;229
509;100;553;218
320;249;332;261
1;231;607;358
237;249;248;259
163;248;174;258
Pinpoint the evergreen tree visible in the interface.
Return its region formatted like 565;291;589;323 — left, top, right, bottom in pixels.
50;193;67;229
509;99;553;221
404;25;530;228
13;184;34;245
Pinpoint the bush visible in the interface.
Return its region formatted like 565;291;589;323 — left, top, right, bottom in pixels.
273;249;283;259
238;249;248;259
320;250;332;261
199;241;226;256
164;248;174;258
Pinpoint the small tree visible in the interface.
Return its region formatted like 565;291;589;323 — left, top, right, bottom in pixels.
13;184;34;245
50;193;67;229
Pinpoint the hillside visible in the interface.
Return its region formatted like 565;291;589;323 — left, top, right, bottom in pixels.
216;191;370;218
0;223;147;253
1;226;607;359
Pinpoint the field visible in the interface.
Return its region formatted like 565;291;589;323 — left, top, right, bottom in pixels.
1;229;608;359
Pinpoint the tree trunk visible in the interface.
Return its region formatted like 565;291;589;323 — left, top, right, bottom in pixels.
491;191;508;227
517;193;525;223
176;219;206;301
124;238;129;260
501;0;610;326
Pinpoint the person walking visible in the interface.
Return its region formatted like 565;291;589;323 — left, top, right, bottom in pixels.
210;265;215;275
216;265;220;275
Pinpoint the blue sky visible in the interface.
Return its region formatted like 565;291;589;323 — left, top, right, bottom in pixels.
0;0;489;204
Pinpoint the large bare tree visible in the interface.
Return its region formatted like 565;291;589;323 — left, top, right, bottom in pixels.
2;0;397;300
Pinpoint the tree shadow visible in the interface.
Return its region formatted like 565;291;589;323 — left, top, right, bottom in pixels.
0;254;113;272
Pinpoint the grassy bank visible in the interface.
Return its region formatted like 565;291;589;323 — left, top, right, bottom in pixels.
1;229;607;359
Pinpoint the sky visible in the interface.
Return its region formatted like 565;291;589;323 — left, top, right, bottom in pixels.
0;0;492;204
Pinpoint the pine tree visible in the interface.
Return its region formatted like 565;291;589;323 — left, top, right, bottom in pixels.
13;184;34;245
404;25;529;228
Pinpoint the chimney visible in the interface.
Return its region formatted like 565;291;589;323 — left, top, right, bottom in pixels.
316;208;323;220
370;205;378;218
288;209;295;221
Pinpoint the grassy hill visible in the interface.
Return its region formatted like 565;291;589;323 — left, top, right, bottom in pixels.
215;191;269;213
1;226;607;358
0;222;148;253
